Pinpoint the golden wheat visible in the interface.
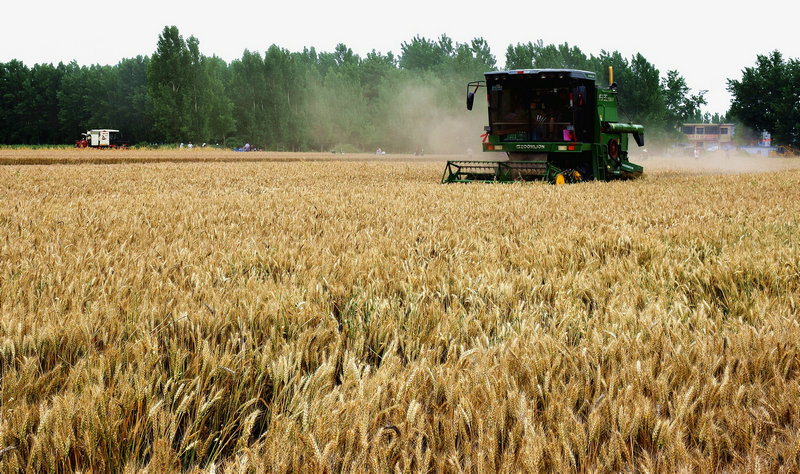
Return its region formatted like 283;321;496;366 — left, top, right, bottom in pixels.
0;150;799;472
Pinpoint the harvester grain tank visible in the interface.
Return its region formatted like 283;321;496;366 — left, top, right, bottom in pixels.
443;67;644;183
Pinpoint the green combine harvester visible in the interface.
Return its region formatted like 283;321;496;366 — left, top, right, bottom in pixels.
443;67;644;184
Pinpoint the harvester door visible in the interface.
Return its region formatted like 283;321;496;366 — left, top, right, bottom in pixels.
573;85;588;142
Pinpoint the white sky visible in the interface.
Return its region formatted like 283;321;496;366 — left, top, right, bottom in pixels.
2;0;797;115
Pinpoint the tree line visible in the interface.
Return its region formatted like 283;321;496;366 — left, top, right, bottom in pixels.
0;26;790;150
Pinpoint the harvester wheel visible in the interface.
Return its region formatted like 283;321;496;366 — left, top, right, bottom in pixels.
555;169;582;185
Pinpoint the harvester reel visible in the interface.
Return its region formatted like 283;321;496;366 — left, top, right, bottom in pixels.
555;169;582;185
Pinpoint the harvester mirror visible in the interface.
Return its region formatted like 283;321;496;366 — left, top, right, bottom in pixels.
465;81;484;111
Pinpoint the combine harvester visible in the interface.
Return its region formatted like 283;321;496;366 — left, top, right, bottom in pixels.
75;129;127;148
443;67;645;184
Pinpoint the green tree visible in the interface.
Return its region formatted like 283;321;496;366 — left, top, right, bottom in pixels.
186;35;205;141
505;40;600;72
399;35;452;71
661;70;707;130
201;55;235;145
57;62;92;141
505;42;535;69
0;60;31;144
728;50;800;146
0;61;69;144
148;26;192;142
229;49;266;147
470;38;495;70
360;49;397;100
450;37;497;80
264;45;299;150
27;63;65;144
624;54;667;132
116;56;154;144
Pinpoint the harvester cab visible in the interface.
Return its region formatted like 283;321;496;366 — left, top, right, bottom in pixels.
444;67;645;183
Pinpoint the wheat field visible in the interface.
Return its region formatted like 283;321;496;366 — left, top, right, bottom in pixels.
1;149;799;472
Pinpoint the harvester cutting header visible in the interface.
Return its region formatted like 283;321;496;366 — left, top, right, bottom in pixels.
443;67;644;183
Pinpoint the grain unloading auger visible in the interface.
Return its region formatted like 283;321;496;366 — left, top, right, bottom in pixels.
443;67;644;184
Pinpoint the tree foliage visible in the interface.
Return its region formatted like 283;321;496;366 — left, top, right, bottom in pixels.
662;70;707;129
148;26;193;142
0;27;721;149
728;50;800;146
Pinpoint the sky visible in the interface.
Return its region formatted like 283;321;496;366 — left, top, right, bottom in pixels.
2;0;797;115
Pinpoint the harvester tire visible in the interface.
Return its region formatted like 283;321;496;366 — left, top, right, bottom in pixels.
555;169;582;185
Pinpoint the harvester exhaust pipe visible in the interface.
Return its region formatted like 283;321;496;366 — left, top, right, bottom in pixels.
609;66;618;90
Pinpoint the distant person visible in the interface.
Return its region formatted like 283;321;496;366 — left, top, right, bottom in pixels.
376;147;382;155
244;143;251;152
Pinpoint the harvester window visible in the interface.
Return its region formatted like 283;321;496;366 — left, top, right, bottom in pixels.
490;86;529;141
487;76;594;143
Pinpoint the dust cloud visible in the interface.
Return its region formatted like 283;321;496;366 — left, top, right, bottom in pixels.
631;150;800;176
381;80;487;155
